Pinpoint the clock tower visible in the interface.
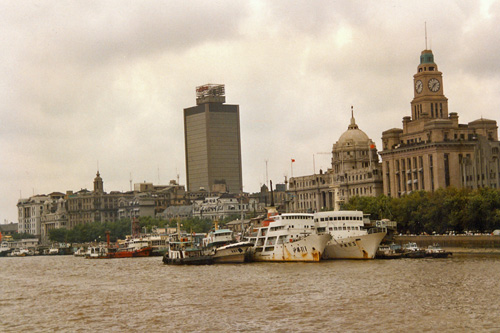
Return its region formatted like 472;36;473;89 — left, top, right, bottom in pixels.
410;49;448;121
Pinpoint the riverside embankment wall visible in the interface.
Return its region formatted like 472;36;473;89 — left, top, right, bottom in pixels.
394;235;500;249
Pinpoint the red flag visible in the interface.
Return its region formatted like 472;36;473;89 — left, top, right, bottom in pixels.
291;159;295;163
370;144;375;149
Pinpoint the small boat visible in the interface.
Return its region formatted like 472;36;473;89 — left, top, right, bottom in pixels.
0;242;12;257
113;238;153;258
376;243;402;259
425;244;452;258
9;248;31;257
85;245;111;259
202;225;253;263
163;233;213;265
402;242;426;258
314;210;387;260
85;232;153;259
48;247;59;255
73;247;86;257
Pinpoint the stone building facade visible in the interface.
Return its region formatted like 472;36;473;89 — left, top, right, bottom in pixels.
66;172;131;228
380;49;499;196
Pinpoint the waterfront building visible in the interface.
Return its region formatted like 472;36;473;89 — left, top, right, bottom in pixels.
288;110;383;212
183;84;243;194
380;49;499;196
160;205;193;220
17;195;49;236
129;180;189;217
67;172;133;227
40;192;68;243
191;193;248;221
117;195;156;220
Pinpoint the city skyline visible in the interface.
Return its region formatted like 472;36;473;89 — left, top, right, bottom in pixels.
2;1;500;223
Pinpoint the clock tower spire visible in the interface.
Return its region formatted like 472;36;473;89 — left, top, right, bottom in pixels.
411;49;448;121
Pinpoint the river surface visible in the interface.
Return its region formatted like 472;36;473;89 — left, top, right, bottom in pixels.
1;253;500;332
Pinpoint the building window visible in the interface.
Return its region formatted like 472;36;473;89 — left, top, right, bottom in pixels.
444;153;450;187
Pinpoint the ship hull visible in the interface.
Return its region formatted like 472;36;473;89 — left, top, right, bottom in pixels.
212;242;253;264
111;247;153;258
252;234;330;262
323;231;386;260
85;247;153;259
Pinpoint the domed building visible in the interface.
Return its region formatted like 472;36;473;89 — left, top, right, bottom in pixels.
330;108;383;210
288;108;383;212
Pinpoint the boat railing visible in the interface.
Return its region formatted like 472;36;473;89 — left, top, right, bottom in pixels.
368;227;387;234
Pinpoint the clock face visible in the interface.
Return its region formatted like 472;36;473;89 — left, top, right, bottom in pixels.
428;78;440;92
415;80;423;94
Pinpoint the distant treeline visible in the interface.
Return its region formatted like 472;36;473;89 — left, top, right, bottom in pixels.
342;187;500;234
48;215;239;243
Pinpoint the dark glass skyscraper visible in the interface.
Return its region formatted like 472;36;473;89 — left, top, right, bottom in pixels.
183;84;243;193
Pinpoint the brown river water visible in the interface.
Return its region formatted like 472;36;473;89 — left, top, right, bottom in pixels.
1;253;500;332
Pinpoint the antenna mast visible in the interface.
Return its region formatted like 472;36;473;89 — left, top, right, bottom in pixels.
425;22;428;49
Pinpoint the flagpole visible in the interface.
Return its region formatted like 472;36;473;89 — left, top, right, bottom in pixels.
291;159;295;178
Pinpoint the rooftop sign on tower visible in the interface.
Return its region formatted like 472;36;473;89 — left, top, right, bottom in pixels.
195;84;225;105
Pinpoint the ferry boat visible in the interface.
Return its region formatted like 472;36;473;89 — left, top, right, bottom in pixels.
249;211;331;262
314;210;386;260
202;228;253;264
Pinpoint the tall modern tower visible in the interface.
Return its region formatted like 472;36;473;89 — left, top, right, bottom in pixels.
183;84;243;193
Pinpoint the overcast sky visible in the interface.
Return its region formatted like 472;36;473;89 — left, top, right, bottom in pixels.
1;0;499;223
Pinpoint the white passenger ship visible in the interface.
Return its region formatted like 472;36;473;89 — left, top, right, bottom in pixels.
250;211;331;262
314;210;386;259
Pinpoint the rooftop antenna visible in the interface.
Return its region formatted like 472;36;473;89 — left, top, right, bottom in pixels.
129;172;132;191
425;21;428;50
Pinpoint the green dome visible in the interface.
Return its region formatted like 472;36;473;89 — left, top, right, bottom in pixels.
420;50;435;64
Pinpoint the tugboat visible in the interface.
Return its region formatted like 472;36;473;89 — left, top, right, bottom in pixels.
162;221;213;265
402;242;426;258
376;243;402;259
425;243;452;258
163;233;213;265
